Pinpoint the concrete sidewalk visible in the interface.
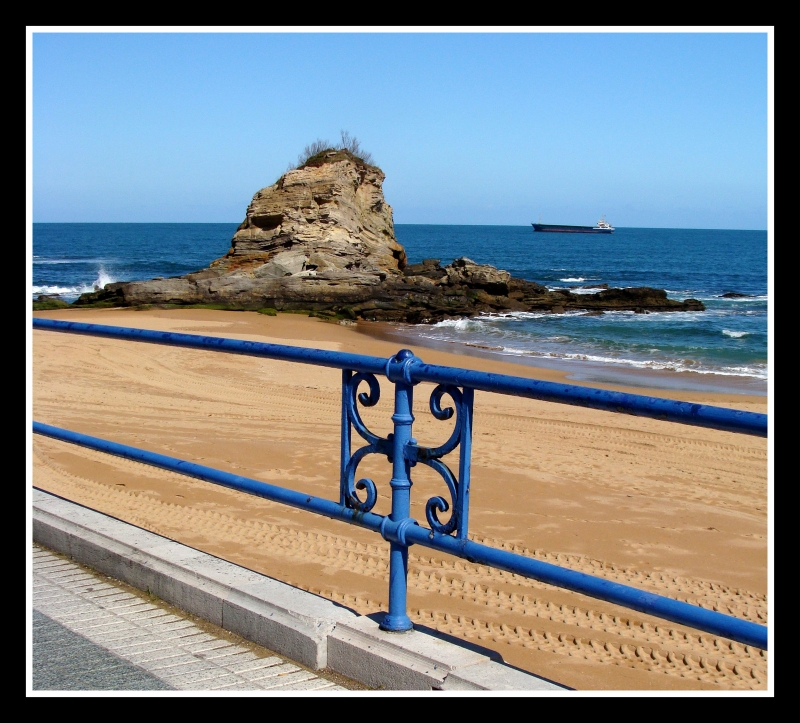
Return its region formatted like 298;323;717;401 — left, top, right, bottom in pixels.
32;544;351;691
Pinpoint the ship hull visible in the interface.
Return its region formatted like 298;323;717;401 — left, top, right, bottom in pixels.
532;224;613;234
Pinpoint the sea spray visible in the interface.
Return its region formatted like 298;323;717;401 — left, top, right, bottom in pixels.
33;265;118;299
92;266;116;291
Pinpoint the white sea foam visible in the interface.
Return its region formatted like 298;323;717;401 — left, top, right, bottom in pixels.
94;267;116;289
431;311;570;329
559;277;587;282
547;285;605;295
483;310;583;321
543;351;766;379
32;284;87;296
665;290;769;303
432;317;485;331
723;329;749;338
33;257;111;265
32;267;119;299
416;332;767;381
724;294;769;302
496;346;530;356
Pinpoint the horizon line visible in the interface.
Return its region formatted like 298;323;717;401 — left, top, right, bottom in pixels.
31;221;768;232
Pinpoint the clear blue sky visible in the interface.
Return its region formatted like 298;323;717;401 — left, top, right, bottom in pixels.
31;31;768;229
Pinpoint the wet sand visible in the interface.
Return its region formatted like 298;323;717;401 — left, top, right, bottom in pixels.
31;308;768;690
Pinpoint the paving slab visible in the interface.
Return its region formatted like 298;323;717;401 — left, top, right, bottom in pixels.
32;544;346;691
33;610;173;691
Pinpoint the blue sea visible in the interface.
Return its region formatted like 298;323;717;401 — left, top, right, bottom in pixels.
32;223;768;395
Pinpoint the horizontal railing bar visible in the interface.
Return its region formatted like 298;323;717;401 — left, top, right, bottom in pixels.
404;526;768;650
32;420;385;534
32;421;768;650
408;362;766;436
32;318;389;375
33;319;767;436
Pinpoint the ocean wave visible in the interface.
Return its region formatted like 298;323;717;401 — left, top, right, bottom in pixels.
430;309;764;334
665;290;769;302
483;310;585;321
559;277;588;282
94;268;116;288
723;294;769;302
431;317;487;331
411;327;767;380
32;267;118;299
32;284;88;296
33;257;112;265
723;329;750;338
547;285;617;295
430;310;585;329
494;348;767;380
558;354;766;380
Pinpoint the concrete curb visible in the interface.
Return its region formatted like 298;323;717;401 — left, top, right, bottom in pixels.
32;489;565;691
329;615;489;690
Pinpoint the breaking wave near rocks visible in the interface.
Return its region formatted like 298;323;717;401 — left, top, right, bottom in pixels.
32;267;118;301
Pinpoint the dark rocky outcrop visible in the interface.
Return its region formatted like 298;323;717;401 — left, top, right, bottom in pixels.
74;151;705;321
33;294;71;311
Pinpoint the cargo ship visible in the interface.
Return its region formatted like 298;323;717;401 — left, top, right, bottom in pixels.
532;216;615;234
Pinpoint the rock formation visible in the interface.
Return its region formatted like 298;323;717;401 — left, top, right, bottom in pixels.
75;150;705;320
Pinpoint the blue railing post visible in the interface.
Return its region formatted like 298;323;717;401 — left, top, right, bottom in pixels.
456;387;474;540
381;350;417;632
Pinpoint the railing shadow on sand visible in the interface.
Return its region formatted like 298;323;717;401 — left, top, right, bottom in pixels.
32;318;768;650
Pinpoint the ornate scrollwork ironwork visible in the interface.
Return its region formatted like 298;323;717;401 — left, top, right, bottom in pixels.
341;372;388;512
341;367;474;537
405;384;470;536
422;458;459;535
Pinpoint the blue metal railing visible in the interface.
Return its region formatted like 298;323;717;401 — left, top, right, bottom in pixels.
32;318;768;649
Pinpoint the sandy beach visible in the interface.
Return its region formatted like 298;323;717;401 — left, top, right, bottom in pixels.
31;308;768;690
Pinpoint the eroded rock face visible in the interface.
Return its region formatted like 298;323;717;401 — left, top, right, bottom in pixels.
75;151;705;320
225;149;405;277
